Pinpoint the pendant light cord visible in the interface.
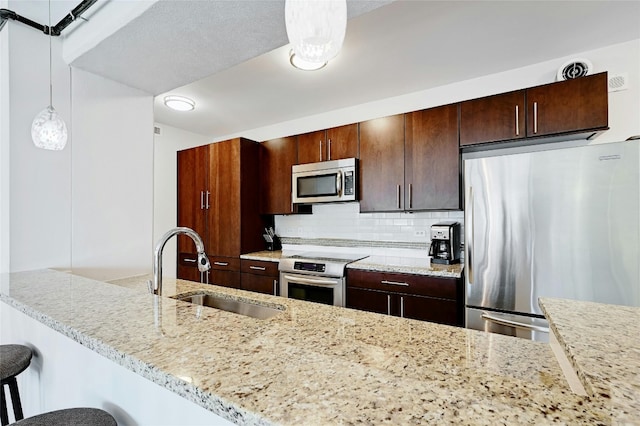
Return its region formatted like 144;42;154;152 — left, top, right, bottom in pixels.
48;0;52;107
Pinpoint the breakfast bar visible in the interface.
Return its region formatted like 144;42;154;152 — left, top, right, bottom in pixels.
1;269;637;425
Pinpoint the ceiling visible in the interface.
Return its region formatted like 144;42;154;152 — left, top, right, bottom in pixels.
64;0;640;139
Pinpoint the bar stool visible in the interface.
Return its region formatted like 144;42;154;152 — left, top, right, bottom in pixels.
1;345;32;426
10;408;117;426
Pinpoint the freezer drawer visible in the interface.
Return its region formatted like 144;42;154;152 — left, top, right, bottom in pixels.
466;307;549;342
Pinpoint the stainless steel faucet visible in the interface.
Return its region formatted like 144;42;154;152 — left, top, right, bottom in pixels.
151;227;211;296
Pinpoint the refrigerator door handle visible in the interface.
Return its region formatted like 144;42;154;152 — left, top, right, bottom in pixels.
466;186;474;284
481;312;549;333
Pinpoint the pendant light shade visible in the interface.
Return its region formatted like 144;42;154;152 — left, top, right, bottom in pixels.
285;0;347;67
31;0;68;150
31;106;68;150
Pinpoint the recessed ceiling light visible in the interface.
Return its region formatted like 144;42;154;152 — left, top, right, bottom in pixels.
289;50;327;71
164;95;195;111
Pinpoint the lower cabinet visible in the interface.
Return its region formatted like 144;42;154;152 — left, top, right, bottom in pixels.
346;269;463;326
177;253;241;289
240;259;279;296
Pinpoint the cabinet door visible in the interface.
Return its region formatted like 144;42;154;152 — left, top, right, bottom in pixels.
526;72;608;138
260;136;298;214
405;104;460;210
177;145;209;253
241;273;278;296
326;123;358;161
208;140;241;257
297;130;326;164
359;114;405;212
207;270;241;288
399;294;460;326
346;287;392;315
459;90;526;146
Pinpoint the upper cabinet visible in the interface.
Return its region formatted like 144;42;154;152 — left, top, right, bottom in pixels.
460;72;608;147
359;114;405;212
297;123;358;164
460;90;526;146
260;136;298;215
405;104;460;210
525;72;608;138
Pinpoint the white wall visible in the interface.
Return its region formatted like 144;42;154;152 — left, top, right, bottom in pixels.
1;0;10;273
153;124;211;278
5;3;72;273
70;69;153;281
2;1;154;280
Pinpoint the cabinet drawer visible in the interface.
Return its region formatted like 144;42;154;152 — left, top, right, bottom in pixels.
347;269;458;300
240;259;278;276
207;256;240;271
207;270;241;288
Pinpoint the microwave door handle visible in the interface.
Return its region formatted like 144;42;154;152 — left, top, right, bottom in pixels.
336;170;342;196
283;275;339;287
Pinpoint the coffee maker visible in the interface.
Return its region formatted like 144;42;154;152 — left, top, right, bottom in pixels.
429;221;461;265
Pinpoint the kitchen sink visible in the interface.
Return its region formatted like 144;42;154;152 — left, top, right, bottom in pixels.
172;293;283;320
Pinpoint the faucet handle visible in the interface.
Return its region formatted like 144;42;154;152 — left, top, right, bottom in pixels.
197;252;211;272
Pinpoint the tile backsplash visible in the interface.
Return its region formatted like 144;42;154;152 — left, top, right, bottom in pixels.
275;202;464;245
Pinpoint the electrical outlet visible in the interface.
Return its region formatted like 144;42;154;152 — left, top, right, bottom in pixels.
414;230;426;237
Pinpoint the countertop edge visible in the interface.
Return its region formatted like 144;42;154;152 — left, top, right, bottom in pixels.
346;261;463;279
0;290;273;426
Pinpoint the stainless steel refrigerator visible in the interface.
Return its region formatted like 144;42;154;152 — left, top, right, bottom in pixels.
464;140;639;342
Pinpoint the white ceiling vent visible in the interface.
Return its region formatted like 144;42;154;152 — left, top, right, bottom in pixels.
608;73;629;92
556;58;593;81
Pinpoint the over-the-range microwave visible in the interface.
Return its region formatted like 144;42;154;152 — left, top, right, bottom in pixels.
292;158;358;204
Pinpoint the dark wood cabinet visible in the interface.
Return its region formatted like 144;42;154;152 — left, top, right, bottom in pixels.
260;136;298;215
297;124;358;164
177;138;263;285
460;73;608;147
346;269;463;326
240;259;279;295
460;90;526;146
359;114;405;212
526;72;608;138
405;104;461;210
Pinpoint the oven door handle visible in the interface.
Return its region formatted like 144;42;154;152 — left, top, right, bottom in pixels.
283;275;339;287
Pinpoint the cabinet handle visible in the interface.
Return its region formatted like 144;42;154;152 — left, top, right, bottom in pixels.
206;191;210;209
328;139;331;161
397;185;401;209
387;294;391;315
409;184;413;209
515;105;519;136
200;191;204;210
214;261;228;266
533;101;538;134
273;279;278;296
184;258;197;263
381;280;409;287
400;296;405;318
250;266;266;271
319;140;323;162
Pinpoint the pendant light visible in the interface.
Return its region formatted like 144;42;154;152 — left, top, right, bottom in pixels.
31;0;68;150
285;0;347;69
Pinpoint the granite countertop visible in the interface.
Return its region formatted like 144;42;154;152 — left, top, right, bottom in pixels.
539;298;640;424
0;270;627;424
241;251;464;278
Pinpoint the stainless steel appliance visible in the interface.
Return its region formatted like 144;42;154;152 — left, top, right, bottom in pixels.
464;140;639;342
279;252;368;306
429;221;461;265
292;158;357;204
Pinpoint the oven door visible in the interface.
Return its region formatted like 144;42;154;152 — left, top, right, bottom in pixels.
280;272;344;307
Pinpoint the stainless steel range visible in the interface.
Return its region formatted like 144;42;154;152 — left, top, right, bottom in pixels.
278;252;368;307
